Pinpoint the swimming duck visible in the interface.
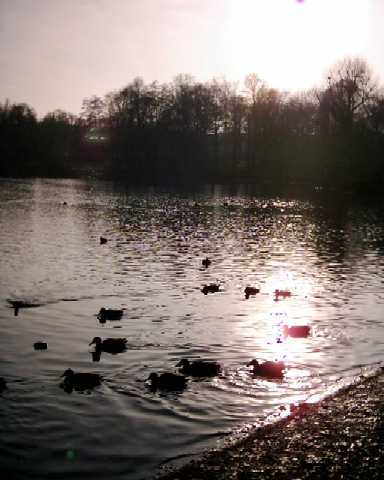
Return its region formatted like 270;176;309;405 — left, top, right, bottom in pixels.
100;236;108;245
202;257;211;268
247;359;285;379
0;377;7;393
89;337;127;354
201;283;220;295
60;368;102;392
97;308;124;322
244;286;260;299
274;289;291;299
8;300;41;316
147;372;187;391
283;325;310;338
176;359;221;377
34;341;48;350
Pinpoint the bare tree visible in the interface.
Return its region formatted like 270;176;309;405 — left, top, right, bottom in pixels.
81;95;106;127
318;57;377;132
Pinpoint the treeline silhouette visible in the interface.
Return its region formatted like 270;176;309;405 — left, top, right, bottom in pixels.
1;57;384;191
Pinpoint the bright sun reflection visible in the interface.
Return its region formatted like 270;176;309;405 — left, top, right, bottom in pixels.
226;0;369;90
240;265;318;383
264;270;301;296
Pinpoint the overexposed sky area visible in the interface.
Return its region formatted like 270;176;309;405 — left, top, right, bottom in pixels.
1;0;383;117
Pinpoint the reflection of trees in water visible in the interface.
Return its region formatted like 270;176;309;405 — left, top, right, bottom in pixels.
309;199;384;296
313;201;350;263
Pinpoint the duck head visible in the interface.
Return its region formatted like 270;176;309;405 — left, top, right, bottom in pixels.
89;337;102;347
147;373;158;384
61;368;74;378
97;308;107;324
176;359;190;368
247;359;260;368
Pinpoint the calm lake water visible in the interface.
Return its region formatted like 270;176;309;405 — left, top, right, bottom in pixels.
1;178;384;479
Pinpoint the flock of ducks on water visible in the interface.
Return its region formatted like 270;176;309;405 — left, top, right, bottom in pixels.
59;356;224;393
1;256;311;395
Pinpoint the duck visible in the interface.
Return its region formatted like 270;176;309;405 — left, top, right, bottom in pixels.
97;307;124;322
60;368;102;392
34;341;48;350
89;337;127;354
0;377;7;393
100;236;108;245
201;283;220;295
147;372;187;391
202;257;211;268
244;286;260;299
176;359;221;377
247;359;285;379
8;300;41;316
283;325;310;338
274;289;291;299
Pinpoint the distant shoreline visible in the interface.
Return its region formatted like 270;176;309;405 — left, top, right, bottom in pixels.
1;175;383;198
3;59;384;195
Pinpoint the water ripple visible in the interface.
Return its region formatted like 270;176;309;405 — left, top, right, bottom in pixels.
1;179;384;479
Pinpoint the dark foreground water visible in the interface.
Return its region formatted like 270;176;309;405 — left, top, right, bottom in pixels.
0;178;383;479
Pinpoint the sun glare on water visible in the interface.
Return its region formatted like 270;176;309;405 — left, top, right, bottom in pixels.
237;263;319;384
225;0;369;90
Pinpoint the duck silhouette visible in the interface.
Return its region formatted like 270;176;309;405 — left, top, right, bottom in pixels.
60;368;102;393
147;372;187;391
97;308;124;323
247;359;285;379
89;337;127;354
244;286;260;299
100;236;108;245
8;300;41;316
176;359;221;377
202;257;211;268
34;341;48;350
274;289;291;300
201;283;220;295
283;325;310;338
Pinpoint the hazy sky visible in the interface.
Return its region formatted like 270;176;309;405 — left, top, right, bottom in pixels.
1;0;383;117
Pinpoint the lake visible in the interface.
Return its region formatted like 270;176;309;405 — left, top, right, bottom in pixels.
1;178;383;479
